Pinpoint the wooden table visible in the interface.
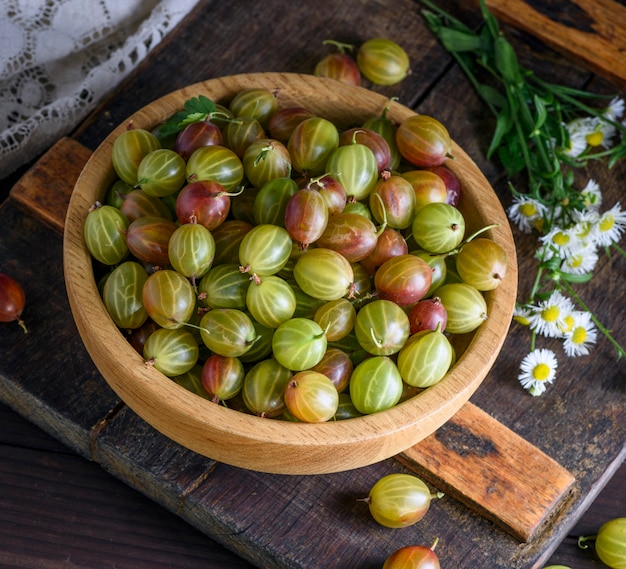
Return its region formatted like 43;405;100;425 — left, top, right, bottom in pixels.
1;1;624;568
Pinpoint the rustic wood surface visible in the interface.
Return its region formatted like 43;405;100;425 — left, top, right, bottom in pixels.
0;0;624;568
485;0;626;89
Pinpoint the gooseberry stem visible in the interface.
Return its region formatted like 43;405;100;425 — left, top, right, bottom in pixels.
322;39;354;53
577;534;597;549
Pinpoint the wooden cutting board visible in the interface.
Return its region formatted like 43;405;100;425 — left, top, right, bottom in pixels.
485;0;626;89
1;0;625;567
8;137;576;544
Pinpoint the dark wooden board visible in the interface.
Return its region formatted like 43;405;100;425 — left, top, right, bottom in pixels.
1;0;625;567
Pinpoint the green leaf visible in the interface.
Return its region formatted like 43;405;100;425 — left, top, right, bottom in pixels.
476;83;507;110
437;27;483;52
559;272;594;284
532;94;548;132
487;104;512;159
156;95;217;139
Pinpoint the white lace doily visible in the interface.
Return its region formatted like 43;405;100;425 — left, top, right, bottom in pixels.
0;0;200;180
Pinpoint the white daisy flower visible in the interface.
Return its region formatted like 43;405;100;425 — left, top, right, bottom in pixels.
513;305;533;326
563;311;597;357
563;117;593;157
507;195;547;234
518;348;558;396
560;243;599;275
593;202;626;247
579;179;602;211
571;208;600;244
592;119;617;149
539;225;581;260
604;97;625;121
528;290;575;338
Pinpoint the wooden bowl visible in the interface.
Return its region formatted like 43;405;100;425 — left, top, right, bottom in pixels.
64;72;517;475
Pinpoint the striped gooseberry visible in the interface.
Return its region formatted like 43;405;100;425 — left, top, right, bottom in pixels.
136;148;187;197
126;215;177;267
455;237;508;291
112;127;160;185
267;106;315;143
143;328;199;377
325;141;378;201
242;357;293;417
0;273;27;333
374;254;433;307
310;347;353;393
293;247;355;301
383;541;441;569
396;327;453;388
83;202;129;266
223;117;266;157
284;187;330;249
102;261;149;330
411;202;466;254
339;127;391;175
172;120;223;161
272;317;327;371
175;180;233;229
198;308;257;358
288;116;339;176
120;189;174;222
238;223;293;283
356;38;410;86
314;52;361;86
201;354;245;403
401;169;448;212
284;370;339;423
246;275;297;329
253;176;298;226
354;299;410;356
349;356;403;414
396;114;452;168
313;298;356;342
369;175;417;230
578;517;626;569
243;138;292;188
185;145;244;192
366;473;440;528
168;222;215;284
142;269;196;330
198;263;250;310
228;87;278;129
434;282;488;334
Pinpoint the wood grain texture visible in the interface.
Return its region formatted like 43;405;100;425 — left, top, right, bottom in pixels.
9;137;93;235
398;404;576;541
1;0;625;567
485;0;626;88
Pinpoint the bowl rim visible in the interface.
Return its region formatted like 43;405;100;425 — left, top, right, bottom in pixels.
63;72;518;474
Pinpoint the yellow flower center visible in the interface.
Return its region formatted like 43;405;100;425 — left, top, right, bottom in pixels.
586;130;604;147
533;363;551;381
575;221;592;239
553;231;570;247
599;215;615;233
567;255;584;268
558;314;575;333
542;305;560;323
514;315;531;326
571;327;587;345
519;203;537;218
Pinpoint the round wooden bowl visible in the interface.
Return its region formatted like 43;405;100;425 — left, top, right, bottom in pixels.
64;72;517;475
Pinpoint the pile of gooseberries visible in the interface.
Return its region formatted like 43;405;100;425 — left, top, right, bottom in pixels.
84;85;507;423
